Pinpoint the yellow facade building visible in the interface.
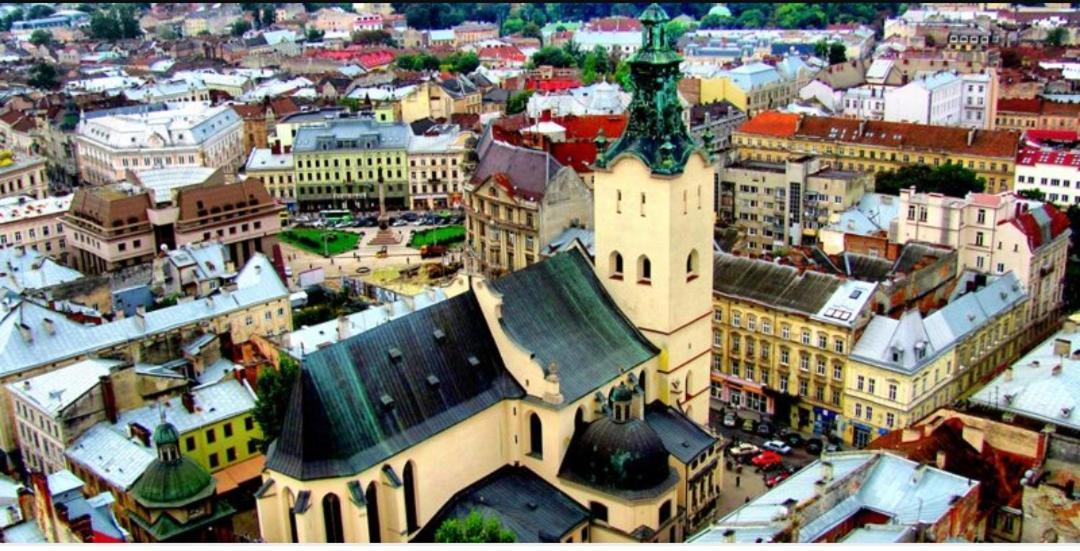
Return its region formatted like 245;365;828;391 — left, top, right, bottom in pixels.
844;271;1028;447
733;112;1021;193
710;254;877;436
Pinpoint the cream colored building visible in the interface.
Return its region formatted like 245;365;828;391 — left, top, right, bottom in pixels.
0;194;71;259
255;7;722;544
244;148;296;209
466;131;593;275
407;127;473;210
845;271;1027;447
719;155;874;254
0;154;47;200
895;189;1071;341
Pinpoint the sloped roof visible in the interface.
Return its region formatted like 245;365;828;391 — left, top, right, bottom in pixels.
176;179;274;223
712;253;841;316
413;465;588;543
644;402;717;464
473;127;563;201
1008;203;1070;252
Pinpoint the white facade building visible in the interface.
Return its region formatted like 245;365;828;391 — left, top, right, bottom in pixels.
959;72;996;129
75;103;244;185
1014;130;1080;206
841;85;889;119
884;71;963;126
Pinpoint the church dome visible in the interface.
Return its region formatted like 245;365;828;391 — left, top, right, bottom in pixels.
132;421;215;509
709;4;732;18
563;416;671;492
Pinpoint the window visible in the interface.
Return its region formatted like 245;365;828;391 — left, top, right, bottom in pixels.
248;440;257;454
886;413;895;428
798;380;808;397
834;338;844;354
857;375;865;391
833;365;842;380
977;209;986;224
577;500;608;531
404;461;419;533
529;413;543;458
226;447;236;462
865;405;873;420
713;309;723;323
687;250;699;279
975;231;984;247
732;312;741;328
323;493;344;543
610;252;623;279
209;453;219;468
868;379;876;394
781;325;790;340
855;403;862;418
817;334;827;349
780;348;790;365
799;355;809;371
747;315;756;332
206;428;216;444
779;377;789;393
713;331;723;347
888;384;897;401
816;358;826;376
185;436;196;451
762;320;772;334
223;423;233;438
801;330;811;345
638;255;651;283
659;500;672;524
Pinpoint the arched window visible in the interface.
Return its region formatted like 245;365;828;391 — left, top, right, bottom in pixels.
529;413;543;458
286;488;298;543
404;462;419;533
323;493;344;543
574;407;586;432
611;251;624;279
684;370;693;400
638;255;651;283
366;482;381;543
686;249;699;279
637;371;646;399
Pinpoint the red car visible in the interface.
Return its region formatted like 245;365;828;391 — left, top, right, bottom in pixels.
751;451;784;468
765;469;792;487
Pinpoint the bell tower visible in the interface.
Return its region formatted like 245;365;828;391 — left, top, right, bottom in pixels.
593;4;715;427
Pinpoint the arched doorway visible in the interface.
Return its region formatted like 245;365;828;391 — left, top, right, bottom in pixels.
403;462;419;533
322;493;344;543
529;413;543;458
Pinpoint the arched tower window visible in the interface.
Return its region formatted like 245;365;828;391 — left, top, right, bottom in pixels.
404;462;419;533
686;249;699;279
366;482;381;543
286;488;298;543
322;493;344;543
611;251;624;279
638;255;651;284
529;413;543;458
574;407;586;433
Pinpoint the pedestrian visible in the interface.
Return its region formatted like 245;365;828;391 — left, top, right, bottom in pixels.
744;496;750;504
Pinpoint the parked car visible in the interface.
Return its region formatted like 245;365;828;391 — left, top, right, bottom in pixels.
765;469;792;488
762;440;793;455
727;443;760;458
755;421;774;437
805;438;824;455
780;431;805;448
751;451;784;469
722;412;738;428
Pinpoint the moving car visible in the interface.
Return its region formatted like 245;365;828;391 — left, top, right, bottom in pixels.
420;244;447;258
762;440;792;455
765;469;792;488
727;443;760;458
751;451;784;469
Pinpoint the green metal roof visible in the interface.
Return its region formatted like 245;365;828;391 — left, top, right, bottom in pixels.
131;456;215;509
595;3;701;175
129;499;235;542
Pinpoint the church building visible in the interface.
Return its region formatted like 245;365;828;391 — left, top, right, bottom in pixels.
255;4;721;543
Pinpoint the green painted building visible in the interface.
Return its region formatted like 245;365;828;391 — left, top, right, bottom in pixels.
292;119;411;212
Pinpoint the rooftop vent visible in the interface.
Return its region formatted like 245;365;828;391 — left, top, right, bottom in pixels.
433;328;446;343
379;394;395;410
426;374;440;387
467;355;480;367
388;347;402;362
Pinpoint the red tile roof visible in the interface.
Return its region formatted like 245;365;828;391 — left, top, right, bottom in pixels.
997;97;1042;114
585;16;642;32
477;45;526;63
525;77;582;92
1009;203;1071;252
738;111;1021;159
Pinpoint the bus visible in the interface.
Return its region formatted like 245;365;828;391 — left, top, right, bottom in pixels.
321;210;353;224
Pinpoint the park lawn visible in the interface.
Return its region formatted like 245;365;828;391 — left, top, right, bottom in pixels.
409;225;465;248
280;228;359;257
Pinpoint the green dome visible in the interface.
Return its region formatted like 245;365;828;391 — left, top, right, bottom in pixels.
132;456;215;509
709;4;732;18
610;384;633;403
152;422;180;447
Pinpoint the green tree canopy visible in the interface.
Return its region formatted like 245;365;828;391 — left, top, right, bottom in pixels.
530;45;577;68
26;4;55;19
306;27;325;42
87;5;142;40
875;163;985;198
1018;188;1046;202
252;355;301;453
434;511;516;543
28;61;59;90
29;29;53;46
352;29;394;46
396;52;442;71
445;51;479;74
231;19;252;37
506;90;534;115
1046;27;1068;47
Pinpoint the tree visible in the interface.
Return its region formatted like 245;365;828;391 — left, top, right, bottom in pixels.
506;90;534;114
29;30;53;47
446;51;479;74
26;4;55;19
352;29;393;46
261;7;276;27
735;8;766;29
614;59;632;91
1018;188;1046;202
813;39;829;59
306;27;325;42
501;17;524;36
875;163;985;197
434;511;515;543
89;10;122;40
231;19;252;37
87;5;142;40
27;62;59;90
664;20;689;49
1046;27;1068;47
828;42;847;64
157;26;178;40
521;21;542;41
252;354;301;453
700;13;732;29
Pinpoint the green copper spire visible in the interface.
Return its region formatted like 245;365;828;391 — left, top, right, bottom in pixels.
595;3;697;175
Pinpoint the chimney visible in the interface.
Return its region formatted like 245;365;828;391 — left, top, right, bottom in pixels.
135;305;147;331
1052;363;1063;376
17;323;31;343
814;479;827;497
723;529;735;543
42;318;55;336
821;461;834;482
857;119;866;137
1054;338;1070;357
14;245;24;257
795;113;805;133
100;374;117;424
967;127;976;146
961;425;985;453
336;315;348;340
936;450;947;470
1004;367;1013;381
1064;317;1078;335
181;392;196;413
